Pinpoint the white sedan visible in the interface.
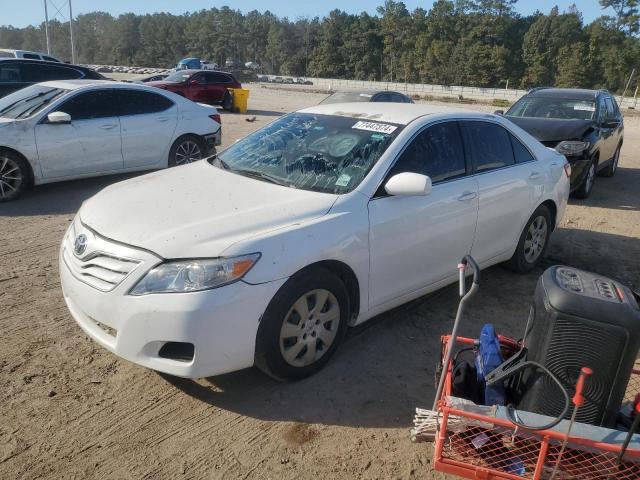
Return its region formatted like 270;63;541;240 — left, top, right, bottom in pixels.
0;80;221;201
60;103;570;380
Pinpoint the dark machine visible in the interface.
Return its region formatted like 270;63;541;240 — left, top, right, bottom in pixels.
516;266;640;427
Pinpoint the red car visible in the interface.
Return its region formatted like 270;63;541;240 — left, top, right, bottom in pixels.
147;70;241;109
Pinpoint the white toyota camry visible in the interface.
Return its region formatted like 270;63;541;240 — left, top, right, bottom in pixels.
60;103;570;380
0;80;221;201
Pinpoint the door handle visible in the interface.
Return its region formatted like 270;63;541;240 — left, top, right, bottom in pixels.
529;171;542;179
457;191;478;201
156;117;169;122
99;124;117;130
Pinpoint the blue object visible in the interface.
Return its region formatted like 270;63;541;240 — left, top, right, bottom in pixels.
475;324;506;405
177;58;202;70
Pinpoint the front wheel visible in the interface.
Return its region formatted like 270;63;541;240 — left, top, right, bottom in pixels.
0;151;31;202
255;268;350;381
506;205;552;273
600;146;620;177
572;159;596;199
168;135;204;167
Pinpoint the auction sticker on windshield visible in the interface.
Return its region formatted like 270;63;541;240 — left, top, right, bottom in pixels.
352;121;397;134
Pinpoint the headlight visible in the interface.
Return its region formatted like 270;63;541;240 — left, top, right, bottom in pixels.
555;141;589;156
129;253;260;295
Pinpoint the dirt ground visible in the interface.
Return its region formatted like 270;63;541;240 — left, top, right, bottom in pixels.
1;85;639;480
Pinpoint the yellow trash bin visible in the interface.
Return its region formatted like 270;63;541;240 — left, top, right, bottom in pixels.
229;88;250;114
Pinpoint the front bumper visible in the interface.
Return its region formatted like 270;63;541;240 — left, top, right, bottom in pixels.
59;221;286;378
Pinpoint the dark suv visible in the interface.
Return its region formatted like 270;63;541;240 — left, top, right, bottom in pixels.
0;59;105;98
501;88;623;198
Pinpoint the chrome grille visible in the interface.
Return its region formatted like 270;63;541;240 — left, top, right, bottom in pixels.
63;223;142;292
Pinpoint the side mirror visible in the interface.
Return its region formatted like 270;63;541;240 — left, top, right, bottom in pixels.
384;172;432;197
602;118;620;128
47;111;71;124
494;110;504;115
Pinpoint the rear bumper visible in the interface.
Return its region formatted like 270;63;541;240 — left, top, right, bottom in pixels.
204;129;221;150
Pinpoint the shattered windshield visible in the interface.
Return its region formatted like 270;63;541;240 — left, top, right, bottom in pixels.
214;113;402;194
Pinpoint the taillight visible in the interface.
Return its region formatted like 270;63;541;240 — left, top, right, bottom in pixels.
564;163;572;178
209;114;221;124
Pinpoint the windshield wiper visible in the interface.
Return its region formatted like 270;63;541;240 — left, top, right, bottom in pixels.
231;168;288;186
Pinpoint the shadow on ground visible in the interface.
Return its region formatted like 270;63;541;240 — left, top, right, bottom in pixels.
0;172;146;217
572;166;640;211
164;226;640;428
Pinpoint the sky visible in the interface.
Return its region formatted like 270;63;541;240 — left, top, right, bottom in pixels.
1;0;613;28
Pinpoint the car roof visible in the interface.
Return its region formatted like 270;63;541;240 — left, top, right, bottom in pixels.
527;87;608;100
299;102;472;125
39;79;143;90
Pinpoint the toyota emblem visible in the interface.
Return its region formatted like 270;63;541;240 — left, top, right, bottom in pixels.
74;234;88;256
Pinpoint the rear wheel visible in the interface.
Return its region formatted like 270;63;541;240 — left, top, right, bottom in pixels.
168;135;204;167
506;205;552;273
600;146;620;177
0;151;31;202
255;268;350;381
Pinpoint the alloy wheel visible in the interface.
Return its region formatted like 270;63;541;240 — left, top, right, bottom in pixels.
0;156;23;200
279;289;340;368
174;140;203;165
585;163;595;193
523;215;548;263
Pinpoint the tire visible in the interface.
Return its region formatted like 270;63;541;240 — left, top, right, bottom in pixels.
255;268;350;381
600;146;621;177
506;205;552;273
0;151;31;202
572;158;596;199
222;91;232;111
168;135;205;167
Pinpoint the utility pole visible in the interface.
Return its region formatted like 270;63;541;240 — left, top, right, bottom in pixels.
68;0;75;63
620;68;635;106
43;0;51;54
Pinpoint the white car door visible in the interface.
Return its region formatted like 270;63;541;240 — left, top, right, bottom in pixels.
462;120;543;264
35;89;123;178
116;89;178;168
368;121;479;309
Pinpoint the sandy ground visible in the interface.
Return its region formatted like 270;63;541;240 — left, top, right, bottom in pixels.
1;85;639;480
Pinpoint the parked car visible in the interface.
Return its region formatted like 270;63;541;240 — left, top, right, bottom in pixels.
500;88;623;198
320;90;414;104
147;69;241;110
0;80;221;201
133;73;169;83
0;58;105;98
0;48;61;62
60;103;569;381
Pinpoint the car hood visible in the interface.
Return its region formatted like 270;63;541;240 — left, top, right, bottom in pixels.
505;117;595;143
79;161;338;259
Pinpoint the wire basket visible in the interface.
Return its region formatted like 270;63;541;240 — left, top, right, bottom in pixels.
433;335;640;479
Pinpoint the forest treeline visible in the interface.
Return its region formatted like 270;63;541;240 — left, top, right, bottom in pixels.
1;0;639;91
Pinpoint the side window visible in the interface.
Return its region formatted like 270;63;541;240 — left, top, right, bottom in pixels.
209;72;230;83
510;134;535;164
387;121;466;183
115;90;174;116
463;121;515;172
23;63;82;82
374;93;393;102
0;64;22;82
57;90;119;120
22;53;40;60
191;73;206;84
604;97;616;119
42;56;58;62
